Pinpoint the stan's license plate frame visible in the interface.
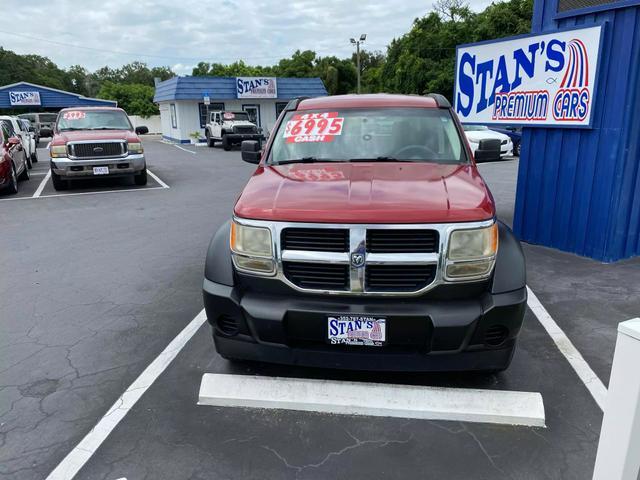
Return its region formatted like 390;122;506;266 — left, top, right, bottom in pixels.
327;315;387;347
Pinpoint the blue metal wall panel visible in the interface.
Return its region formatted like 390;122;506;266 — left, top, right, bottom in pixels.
153;76;327;102
514;0;640;261
0;82;116;108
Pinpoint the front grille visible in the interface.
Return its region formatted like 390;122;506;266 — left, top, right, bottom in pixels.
283;262;349;290
366;230;439;253
234;126;256;134
282;228;349;252
365;264;436;291
70;142;125;158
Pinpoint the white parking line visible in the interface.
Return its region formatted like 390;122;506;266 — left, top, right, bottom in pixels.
198;374;546;427
147;169;170;188
45;309;207;480
527;286;607;410
32;170;51;198
173;144;196;155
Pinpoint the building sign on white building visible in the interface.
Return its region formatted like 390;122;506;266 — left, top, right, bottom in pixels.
454;25;603;127
9;91;41;106
236;77;277;99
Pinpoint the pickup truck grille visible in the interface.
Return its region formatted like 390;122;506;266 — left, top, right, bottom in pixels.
282;228;349;252
69;142;126;159
283;262;349;290
365;265;436;291
366;229;439;253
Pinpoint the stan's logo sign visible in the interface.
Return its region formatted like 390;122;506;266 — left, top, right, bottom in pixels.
9;91;41;106
236;77;277;99
454;26;602;127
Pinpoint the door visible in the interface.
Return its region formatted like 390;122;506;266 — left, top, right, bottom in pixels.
1;121;23;174
212;112;222;138
242;104;261;127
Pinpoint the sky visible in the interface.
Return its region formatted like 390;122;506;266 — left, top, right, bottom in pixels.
3;0;493;75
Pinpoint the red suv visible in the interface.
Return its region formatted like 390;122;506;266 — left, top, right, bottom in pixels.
203;94;526;372
0;120;30;195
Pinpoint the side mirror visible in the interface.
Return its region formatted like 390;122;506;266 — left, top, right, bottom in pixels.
28;126;35;133
7;136;21;146
241;140;262;164
135;126;149;135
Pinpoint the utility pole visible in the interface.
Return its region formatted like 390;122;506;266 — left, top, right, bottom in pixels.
350;34;367;94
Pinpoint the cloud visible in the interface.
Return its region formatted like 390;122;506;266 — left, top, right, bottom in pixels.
1;0;493;73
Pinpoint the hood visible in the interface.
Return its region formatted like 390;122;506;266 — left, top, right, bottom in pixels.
464;129;510;143
234;162;495;224
52;130;138;145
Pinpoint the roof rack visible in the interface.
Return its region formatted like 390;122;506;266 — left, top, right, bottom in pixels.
426;93;451;109
284;96;309;111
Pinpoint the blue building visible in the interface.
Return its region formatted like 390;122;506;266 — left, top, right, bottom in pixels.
153;76;327;143
514;0;640;261
0;81;116;110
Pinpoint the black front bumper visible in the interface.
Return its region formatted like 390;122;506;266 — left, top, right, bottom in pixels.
226;133;263;144
203;278;526;372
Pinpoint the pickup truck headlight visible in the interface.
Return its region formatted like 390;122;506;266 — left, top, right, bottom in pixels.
445;223;498;280
230;221;275;275
128;142;143;154
50;145;67;158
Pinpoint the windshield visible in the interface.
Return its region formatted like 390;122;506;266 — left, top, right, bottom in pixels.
462;124;489;131
269;108;466;164
56;110;132;131
40;114;59;123
223;112;250;122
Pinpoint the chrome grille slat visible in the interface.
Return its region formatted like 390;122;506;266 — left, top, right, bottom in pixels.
68;141;127;159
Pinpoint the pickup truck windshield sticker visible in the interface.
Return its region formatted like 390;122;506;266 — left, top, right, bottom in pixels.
284;112;344;143
62;111;86;120
223;112;235;120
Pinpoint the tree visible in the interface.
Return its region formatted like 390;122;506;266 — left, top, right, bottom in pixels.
97;82;158;117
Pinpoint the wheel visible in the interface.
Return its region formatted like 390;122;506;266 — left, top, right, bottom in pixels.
25;151;32;170
206;131;214;147
134;167;147;186
18;161;29;180
51;169;68;191
31;150;38;163
513;142;520;157
5;163;18;194
222;135;231;151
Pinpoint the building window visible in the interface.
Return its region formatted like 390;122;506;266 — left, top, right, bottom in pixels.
242;104;261;127
170;103;177;128
198;103;225;128
275;102;288;120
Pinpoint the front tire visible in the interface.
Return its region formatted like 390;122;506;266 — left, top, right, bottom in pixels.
51;169;68;191
222;135;231;151
5;164;18;194
25;151;32;169
134;167;147;186
31;150;38;163
513;142;520;157
18;162;29;180
206;131;215;148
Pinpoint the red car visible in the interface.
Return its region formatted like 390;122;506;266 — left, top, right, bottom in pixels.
0;120;30;195
203;94;527;372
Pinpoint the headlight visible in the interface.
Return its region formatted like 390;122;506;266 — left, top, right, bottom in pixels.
128;142;143;154
446;223;498;280
230;221;274;275
50;145;67;158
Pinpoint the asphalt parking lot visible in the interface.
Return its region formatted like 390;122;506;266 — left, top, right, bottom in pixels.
2;138;639;480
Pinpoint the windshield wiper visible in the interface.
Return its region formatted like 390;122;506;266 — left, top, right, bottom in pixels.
90;127;127;130
347;156;410;162
274;157;332;165
59;127;85;131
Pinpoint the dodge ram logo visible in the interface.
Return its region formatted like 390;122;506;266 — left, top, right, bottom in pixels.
351;253;365;268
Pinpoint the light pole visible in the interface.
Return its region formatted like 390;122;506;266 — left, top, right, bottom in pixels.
350;34;367;94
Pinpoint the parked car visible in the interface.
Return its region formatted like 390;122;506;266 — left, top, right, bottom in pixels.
18;118;39;163
205;110;263;150
49;107;149;190
18;112;59;140
0;116;34;169
202;93;527;373
462;125;513;161
0;120;30;194
491;126;522;156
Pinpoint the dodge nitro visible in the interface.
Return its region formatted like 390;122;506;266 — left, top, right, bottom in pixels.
203;94;526;372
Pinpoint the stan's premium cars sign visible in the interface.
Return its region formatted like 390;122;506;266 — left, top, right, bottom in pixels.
9;91;42;106
236;77;277;99
454;25;603;127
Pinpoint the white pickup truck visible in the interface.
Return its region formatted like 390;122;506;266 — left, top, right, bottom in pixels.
204;111;263;151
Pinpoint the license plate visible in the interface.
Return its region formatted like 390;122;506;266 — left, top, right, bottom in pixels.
327;315;386;346
93;166;109;175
